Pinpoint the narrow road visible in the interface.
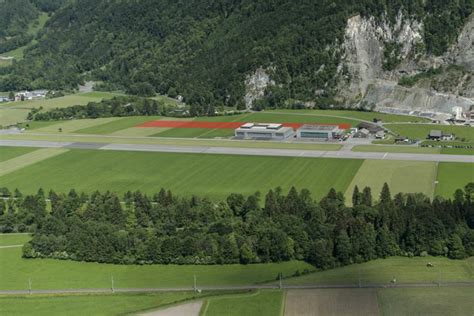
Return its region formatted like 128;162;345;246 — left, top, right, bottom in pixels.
0;139;472;163
0;282;473;296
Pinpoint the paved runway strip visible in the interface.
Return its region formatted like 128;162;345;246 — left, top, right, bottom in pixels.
0;140;472;163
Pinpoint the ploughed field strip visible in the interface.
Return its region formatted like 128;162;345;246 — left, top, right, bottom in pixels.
137;120;351;130
285;289;380;316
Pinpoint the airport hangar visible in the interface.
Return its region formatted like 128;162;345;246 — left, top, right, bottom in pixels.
234;123;344;140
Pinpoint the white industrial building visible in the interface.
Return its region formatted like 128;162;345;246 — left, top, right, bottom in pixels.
296;124;343;139
234;123;295;140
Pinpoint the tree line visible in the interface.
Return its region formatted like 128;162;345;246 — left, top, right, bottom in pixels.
0;183;473;268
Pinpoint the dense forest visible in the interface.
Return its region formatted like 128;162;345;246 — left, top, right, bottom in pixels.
28;96;170;121
0;0;471;109
0;0;63;54
0;184;473;267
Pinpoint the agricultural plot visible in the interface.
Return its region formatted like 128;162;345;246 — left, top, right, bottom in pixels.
0;292;203;316
345;160;438;200
0;246;312;290
30;117;122;134
378;287;474;316
284;289;379;316
387;124;474;142
202;290;283;316
283;256;474;286
435;162;474;198
0;149;361;200
75;116;162;135
0;92;121;126
0;148;69;177
0;146;37;162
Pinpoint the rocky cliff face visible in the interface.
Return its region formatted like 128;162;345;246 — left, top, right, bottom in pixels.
244;67;275;109
340;12;473;113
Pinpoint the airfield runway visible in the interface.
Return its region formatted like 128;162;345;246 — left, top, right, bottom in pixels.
0;139;472;163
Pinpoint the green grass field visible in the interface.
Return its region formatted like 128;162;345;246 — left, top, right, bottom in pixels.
0;233;31;246
0;149;360;199
387;124;474;142
378;287;474;316
283;256;474;285
0;246;312;290
269;109;430;123
0;292;205;316
0;92;122;126
435;162;474;198
202;290;283;316
0;146;37;162
75;116;162;134
345;160;438;200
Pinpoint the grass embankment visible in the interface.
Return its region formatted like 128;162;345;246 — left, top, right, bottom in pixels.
378;287;474;316
282;256;474;286
352;145;441;154
0;149;360;199
435;162;474;198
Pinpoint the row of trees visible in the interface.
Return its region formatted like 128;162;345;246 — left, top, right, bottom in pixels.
28;96;169;121
1;183;473;267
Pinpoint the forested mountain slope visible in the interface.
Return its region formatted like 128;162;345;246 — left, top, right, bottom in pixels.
0;0;472;112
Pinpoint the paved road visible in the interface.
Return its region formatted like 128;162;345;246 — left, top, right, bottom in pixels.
0;140;472;163
0;282;473;296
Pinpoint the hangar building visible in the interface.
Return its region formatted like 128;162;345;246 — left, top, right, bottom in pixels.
296;124;343;139
234;123;295;140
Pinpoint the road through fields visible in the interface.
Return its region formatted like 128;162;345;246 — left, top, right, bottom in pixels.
0;140;472;163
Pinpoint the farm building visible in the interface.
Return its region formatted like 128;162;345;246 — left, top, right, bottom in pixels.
234;123;295;140
296;124;343;139
356;122;384;134
428;130;455;141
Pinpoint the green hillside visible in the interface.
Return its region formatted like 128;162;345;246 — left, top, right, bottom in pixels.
0;0;471;108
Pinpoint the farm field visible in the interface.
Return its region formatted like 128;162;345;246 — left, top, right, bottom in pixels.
0;246;312;290
352;145;441;154
30;117;122;134
284;289;379;316
0;92;121;126
345;160;438;200
75;116;163;134
202;290;283;316
377;287;474;316
282;256;474;285
0;149;361;199
0;148;69;177
435;162;474;198
387;123;474;142
0;146;37;162
0;292;205;316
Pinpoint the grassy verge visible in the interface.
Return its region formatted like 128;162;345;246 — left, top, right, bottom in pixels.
435;162;474;198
